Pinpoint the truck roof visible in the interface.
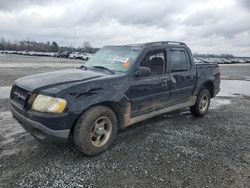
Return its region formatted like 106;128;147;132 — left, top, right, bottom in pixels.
125;41;187;47
106;41;188;49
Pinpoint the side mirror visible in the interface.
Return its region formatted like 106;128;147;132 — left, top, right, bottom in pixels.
135;66;151;77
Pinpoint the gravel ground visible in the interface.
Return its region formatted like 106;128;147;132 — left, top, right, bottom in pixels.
0;54;250;187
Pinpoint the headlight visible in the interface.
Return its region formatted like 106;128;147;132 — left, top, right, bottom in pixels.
32;94;67;113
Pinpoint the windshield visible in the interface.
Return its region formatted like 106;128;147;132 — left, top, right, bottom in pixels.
85;46;141;73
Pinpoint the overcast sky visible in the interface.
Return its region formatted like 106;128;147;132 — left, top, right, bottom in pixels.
0;0;249;56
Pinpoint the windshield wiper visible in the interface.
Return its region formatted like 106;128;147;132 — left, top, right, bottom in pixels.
92;66;115;74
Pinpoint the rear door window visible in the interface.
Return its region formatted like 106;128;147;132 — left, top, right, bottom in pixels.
170;50;189;72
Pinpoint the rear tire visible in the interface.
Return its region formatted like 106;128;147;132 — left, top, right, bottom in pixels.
74;106;117;156
190;89;210;117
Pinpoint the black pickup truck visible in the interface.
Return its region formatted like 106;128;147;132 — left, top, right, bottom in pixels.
10;41;220;156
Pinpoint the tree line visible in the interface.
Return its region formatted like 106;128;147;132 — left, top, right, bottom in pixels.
1;38;237;58
0;38;99;53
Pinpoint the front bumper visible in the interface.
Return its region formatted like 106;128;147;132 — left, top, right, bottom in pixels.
10;102;71;143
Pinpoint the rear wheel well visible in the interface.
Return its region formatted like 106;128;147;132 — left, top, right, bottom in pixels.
70;102;123;136
203;81;214;98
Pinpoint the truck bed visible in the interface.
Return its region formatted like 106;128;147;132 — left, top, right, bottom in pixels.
193;62;220;97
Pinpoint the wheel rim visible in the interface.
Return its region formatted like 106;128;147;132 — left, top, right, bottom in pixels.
90;116;112;147
199;93;209;113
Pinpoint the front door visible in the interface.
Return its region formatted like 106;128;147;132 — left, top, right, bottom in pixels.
126;48;170;117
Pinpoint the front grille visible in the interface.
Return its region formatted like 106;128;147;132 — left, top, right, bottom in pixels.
10;85;30;108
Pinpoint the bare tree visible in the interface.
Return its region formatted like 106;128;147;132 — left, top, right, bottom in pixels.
82;41;93;53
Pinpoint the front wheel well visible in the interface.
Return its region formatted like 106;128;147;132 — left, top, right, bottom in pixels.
69;101;123;135
97;102;123;126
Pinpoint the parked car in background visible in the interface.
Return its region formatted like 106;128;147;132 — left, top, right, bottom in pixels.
78;53;94;60
79;53;93;60
79;53;88;60
21;51;29;55
244;58;250;63
28;51;37;56
69;52;82;59
2;50;17;54
237;59;245;63
217;58;225;64
36;52;46;56
194;58;204;63
58;51;71;58
48;52;57;57
52;52;59;57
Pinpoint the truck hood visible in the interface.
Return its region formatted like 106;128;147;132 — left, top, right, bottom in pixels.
14;69;105;92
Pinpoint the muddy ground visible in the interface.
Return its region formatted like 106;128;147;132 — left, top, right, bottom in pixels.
0;54;250;187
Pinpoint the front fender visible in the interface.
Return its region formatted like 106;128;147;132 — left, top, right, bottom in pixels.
65;80;130;113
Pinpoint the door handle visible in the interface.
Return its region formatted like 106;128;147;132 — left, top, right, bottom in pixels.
159;79;168;87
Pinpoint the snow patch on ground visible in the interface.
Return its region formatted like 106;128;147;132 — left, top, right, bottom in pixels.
218;80;250;97
0;111;27;157
0;86;11;99
210;98;231;109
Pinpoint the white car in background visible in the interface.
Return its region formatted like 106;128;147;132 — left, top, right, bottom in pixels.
21;51;29;55
237;59;245;63
244;58;250;63
80;53;88;60
80;53;93;60
69;52;82;59
28;51;37;56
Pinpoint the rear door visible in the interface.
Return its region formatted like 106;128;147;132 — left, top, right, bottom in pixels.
168;48;196;105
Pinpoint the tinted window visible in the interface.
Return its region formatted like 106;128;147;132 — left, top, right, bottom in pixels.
140;50;166;75
170;50;188;72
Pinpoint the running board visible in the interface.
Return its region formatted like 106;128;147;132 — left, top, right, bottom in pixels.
124;96;197;127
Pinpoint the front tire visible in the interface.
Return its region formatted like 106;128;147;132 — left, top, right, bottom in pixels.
74;106;117;156
190;89;210;117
